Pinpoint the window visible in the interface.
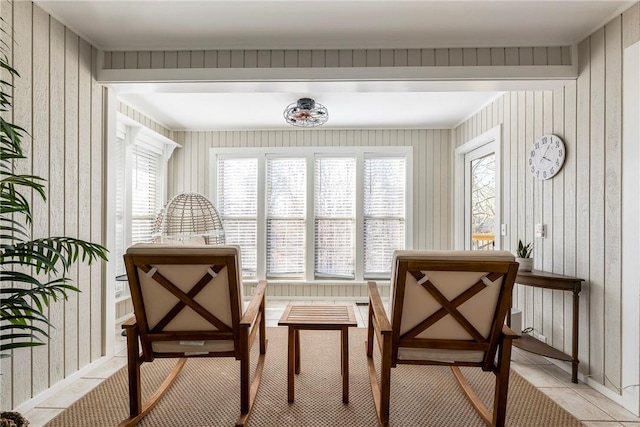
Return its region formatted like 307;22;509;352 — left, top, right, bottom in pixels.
267;158;306;277
363;157;406;278
217;158;258;276
111;120;177;301
131;144;162;245
314;157;356;279
212;147;411;281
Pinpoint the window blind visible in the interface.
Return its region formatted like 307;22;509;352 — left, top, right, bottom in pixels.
131;144;161;245
217;158;258;276
363;157;406;278
314;157;355;279
266;158;306;278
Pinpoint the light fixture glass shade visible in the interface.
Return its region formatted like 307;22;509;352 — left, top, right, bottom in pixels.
284;98;328;127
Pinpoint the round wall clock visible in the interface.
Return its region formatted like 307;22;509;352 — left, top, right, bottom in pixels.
529;134;566;180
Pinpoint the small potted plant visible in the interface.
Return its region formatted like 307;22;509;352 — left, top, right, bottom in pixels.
515;239;533;272
0;411;29;427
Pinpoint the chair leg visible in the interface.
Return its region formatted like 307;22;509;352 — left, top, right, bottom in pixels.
366;330;392;427
493;339;514;427
126;326;141;419
236;317;268;427
452;337;514;427
379;343;391;426
366;305;374;357
118;358;187;427
259;297;267;355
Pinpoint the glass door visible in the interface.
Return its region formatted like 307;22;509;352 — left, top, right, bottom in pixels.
464;143;496;250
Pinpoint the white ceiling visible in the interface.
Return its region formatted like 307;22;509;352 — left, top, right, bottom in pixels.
36;0;635;131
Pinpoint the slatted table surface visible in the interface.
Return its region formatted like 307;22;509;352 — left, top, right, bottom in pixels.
278;305;357;327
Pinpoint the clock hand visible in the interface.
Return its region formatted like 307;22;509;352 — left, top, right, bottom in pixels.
541;144;552;158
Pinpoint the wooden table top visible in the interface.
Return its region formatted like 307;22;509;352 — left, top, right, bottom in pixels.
278;305;357;327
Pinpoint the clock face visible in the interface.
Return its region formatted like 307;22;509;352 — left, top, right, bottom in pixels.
529;134;566;180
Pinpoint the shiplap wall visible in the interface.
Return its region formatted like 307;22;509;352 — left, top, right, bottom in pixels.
0;2;104;410
168;129;452;252
118;101;173;140
452;6;640;396
103;46;572;69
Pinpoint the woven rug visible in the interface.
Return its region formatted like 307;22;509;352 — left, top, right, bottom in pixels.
46;327;582;427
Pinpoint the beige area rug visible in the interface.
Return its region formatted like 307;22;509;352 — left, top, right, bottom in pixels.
46;327;582;427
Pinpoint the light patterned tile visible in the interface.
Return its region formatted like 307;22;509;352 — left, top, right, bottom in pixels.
540;363;590;389
517;350;554;365
575;388;640;422
621;423;640;426
511;347;540;364
538;387;615;421
265;299;290;308
83;355;127;379
511;364;565;387
114;340;127;355
265;306;285;320
23;408;64;427
581;422;623;427
37;378;104;408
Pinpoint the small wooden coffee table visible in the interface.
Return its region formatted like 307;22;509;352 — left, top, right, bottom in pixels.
278;305;357;403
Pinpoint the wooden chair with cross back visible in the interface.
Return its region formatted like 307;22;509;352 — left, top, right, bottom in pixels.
120;244;267;427
366;250;519;427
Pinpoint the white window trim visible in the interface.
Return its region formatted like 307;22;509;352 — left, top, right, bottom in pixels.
210;146;413;282
454;125;502;250
621;40;640;416
109;114;180;305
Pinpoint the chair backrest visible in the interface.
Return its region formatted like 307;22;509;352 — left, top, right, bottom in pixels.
124;244;244;360
388;250;518;368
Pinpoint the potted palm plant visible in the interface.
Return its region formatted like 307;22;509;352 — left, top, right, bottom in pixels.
515;239;533;272
0;18;107;366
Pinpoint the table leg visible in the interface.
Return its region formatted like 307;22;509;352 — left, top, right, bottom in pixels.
342;327;349;403
295;329;301;374
288;327;295;402
572;289;580;383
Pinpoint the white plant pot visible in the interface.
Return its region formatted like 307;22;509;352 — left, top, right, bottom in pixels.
516;257;533;272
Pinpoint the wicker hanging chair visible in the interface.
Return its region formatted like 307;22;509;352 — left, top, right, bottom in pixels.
152;192;225;245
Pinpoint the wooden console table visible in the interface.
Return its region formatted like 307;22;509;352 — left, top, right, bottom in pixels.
513;270;584;383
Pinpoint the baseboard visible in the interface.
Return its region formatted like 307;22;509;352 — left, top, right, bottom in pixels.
12;354;112;413
243;281;390;301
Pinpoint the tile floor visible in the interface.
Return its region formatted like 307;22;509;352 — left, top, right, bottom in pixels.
24;298;640;427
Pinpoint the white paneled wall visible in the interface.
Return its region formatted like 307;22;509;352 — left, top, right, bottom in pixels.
451;7;640;398
103;46;573;69
0;2;105;410
168;129;452;252
117;101;173;140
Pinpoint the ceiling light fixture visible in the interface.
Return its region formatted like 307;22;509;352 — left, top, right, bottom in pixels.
283;98;328;127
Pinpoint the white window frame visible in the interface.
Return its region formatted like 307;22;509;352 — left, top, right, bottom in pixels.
621;40;640;415
211;146;413;282
111;114;179;304
454;125;502;250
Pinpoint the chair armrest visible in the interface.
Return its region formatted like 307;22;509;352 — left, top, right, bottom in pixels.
502;324;520;339
121;315;137;330
368;281;392;333
240;280;267;326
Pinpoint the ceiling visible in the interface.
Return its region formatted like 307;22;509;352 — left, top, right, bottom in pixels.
36;1;635;131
